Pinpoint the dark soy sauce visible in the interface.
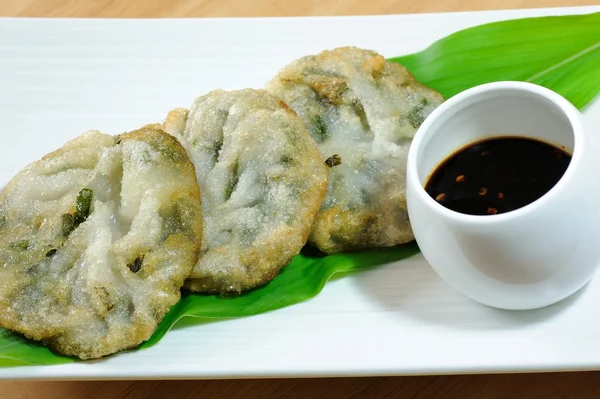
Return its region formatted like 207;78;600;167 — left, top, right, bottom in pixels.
424;137;571;216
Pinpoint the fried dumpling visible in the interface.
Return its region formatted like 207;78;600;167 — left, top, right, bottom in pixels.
267;46;444;253
0;127;203;359
164;89;327;293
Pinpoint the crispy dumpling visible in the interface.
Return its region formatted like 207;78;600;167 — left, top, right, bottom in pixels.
164;89;327;293
267;46;444;253
0;127;203;359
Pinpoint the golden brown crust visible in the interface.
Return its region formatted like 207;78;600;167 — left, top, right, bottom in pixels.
267;46;444;253
0;126;203;359
166;89;328;293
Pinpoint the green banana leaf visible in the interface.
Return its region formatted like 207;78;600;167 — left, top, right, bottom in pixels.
390;12;600;109
1;11;599;368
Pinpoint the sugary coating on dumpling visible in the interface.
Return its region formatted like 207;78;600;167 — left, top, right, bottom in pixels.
0;127;203;359
165;89;327;293
266;46;444;253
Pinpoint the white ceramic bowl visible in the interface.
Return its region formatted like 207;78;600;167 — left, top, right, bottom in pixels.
406;81;600;310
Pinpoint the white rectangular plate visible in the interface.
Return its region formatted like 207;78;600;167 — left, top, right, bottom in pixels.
1;5;600;380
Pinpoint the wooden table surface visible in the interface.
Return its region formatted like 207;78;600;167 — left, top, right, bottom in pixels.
1;0;600;397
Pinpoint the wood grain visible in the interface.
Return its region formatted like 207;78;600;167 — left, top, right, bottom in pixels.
1;0;599;397
2;373;600;398
1;0;598;17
